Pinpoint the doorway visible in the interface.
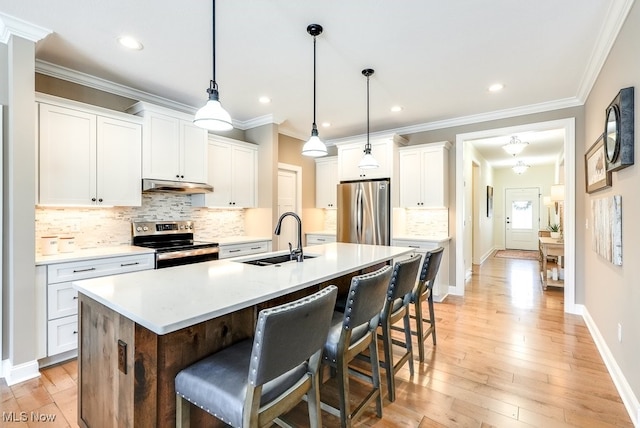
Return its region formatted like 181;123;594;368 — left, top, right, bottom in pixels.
455;118;577;314
276;163;302;251
505;187;540;250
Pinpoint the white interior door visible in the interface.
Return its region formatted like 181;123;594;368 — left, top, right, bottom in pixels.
277;168;299;251
505;187;540;250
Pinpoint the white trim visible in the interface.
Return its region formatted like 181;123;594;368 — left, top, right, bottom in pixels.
0;13;51;44
35;60;278;131
582;307;639;427
576;0;636;101
455;118;578;315
2;359;40;386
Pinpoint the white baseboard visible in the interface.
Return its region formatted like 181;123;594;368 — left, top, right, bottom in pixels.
582;307;639;427
2;359;41;386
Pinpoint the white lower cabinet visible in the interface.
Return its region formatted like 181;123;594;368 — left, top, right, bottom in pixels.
306;234;336;246
392;238;450;302
38;253;154;363
219;240;272;259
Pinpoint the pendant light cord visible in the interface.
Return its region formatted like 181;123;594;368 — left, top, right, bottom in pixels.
366;73;370;151
210;0;218;92
312;34;317;130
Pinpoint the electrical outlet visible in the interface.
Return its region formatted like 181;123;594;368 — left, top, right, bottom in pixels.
617;323;622;343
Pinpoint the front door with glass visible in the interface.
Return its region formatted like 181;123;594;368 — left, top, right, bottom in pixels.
505;187;540;250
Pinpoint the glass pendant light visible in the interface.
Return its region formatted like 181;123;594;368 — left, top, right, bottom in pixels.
502;135;528;156
358;68;379;169
512;160;530;174
194;0;233;131
302;24;328;157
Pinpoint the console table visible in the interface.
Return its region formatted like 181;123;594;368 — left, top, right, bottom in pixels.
539;236;564;290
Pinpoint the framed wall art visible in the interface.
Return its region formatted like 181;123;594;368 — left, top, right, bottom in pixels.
605;86;634;172
585;134;612;194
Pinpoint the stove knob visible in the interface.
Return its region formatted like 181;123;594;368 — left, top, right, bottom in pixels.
136;226;142;232
143;226;148;232
189;224;193;229
180;225;185;230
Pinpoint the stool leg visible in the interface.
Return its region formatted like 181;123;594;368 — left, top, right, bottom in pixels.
381;319;396;402
403;310;414;376
176;395;190;428
428;295;437;345
414;298;425;362
368;336;383;418
336;356;351;428
307;372;322;428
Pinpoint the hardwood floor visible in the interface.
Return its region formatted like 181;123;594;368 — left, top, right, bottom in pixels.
0;255;633;427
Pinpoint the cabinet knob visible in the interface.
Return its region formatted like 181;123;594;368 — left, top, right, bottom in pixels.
91;197;96;202
98;198;103;203
181;175;184;179
176;174;180;178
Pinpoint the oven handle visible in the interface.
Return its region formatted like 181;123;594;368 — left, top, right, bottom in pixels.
156;247;219;261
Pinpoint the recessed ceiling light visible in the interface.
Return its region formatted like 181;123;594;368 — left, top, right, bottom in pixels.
258;96;271;104
390;105;403;112
118;36;143;50
321;122;331;128
489;83;504;92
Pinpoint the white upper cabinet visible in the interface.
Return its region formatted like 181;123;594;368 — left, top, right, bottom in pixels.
202;136;257;208
127;102;208;183
38;97;142;207
398;141;450;208
315;156;338;208
336;134;407;181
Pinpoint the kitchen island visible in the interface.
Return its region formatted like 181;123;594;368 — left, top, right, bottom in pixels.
72;242;412;427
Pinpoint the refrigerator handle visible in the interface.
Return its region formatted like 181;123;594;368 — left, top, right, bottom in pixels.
356;184;362;243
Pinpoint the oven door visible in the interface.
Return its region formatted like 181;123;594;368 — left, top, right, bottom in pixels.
155;247;219;269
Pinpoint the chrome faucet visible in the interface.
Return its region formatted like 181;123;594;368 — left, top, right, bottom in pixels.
274;211;304;262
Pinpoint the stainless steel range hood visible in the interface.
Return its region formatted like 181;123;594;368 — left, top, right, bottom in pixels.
142;179;213;194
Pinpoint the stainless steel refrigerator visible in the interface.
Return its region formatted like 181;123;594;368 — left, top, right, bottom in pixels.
337;179;391;245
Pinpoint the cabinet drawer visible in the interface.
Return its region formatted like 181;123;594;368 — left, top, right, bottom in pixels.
219;241;270;259
306;234;336;246
48;282;78;320
47;253;154;284
48;315;78;355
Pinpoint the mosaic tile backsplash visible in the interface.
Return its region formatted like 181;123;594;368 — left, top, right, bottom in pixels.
322;207;448;236
35;193;245;252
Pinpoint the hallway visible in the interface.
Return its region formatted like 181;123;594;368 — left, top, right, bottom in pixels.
0;254;632;427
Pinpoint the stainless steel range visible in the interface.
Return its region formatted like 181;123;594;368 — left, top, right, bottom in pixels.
132;221;219;269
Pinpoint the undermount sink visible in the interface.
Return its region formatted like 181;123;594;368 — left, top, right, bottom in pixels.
240;253;318;266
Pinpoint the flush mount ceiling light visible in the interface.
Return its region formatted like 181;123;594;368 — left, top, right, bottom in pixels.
302;24;327;157
117;36;143;50
502;135;528;156
512;160;530;174
358;68;379;170
194;0;233;131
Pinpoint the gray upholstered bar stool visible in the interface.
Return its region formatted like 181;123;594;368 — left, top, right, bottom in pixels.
411;247;444;362
321;265;393;428
174;285;337;428
378;254;422;402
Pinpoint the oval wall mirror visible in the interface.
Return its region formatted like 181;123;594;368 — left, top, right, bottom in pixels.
605;104;620;163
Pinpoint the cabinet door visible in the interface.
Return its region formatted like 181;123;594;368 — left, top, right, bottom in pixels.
39;103;97;205
143;112;180;180
421;148;448;208
231;144;257;208
338;141;392;181
399;149;423;208
97;117;142;206
206;141;233;207
180;120;208;183
316;158;338;208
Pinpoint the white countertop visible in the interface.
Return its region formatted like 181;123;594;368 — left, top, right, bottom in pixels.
72;243;412;335
306;230;337;236
392;235;451;243
36;245;155;266
215;236;272;245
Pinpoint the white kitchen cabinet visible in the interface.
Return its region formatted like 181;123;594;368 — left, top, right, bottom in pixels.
336;134;407;181
399;141;450;208
392;238;450;302
38;97;142;206
203;136;258;208
315;156;338;208
128;102;208;183
219;240;271;259
37;252;154;363
306;233;336;246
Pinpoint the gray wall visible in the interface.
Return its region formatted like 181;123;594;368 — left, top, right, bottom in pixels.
583;0;640;403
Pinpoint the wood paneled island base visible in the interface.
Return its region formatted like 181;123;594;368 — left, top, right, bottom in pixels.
77;260;387;427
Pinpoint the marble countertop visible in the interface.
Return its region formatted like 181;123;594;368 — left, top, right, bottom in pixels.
35;245;155;266
214;236;272;245
72;242;412;335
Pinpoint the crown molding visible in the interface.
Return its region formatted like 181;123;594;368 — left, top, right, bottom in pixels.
327;97;583;145
576;0;635;102
237;114;280;130
0;13;51;44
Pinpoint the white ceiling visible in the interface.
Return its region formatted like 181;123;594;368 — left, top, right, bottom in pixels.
0;1;630;166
